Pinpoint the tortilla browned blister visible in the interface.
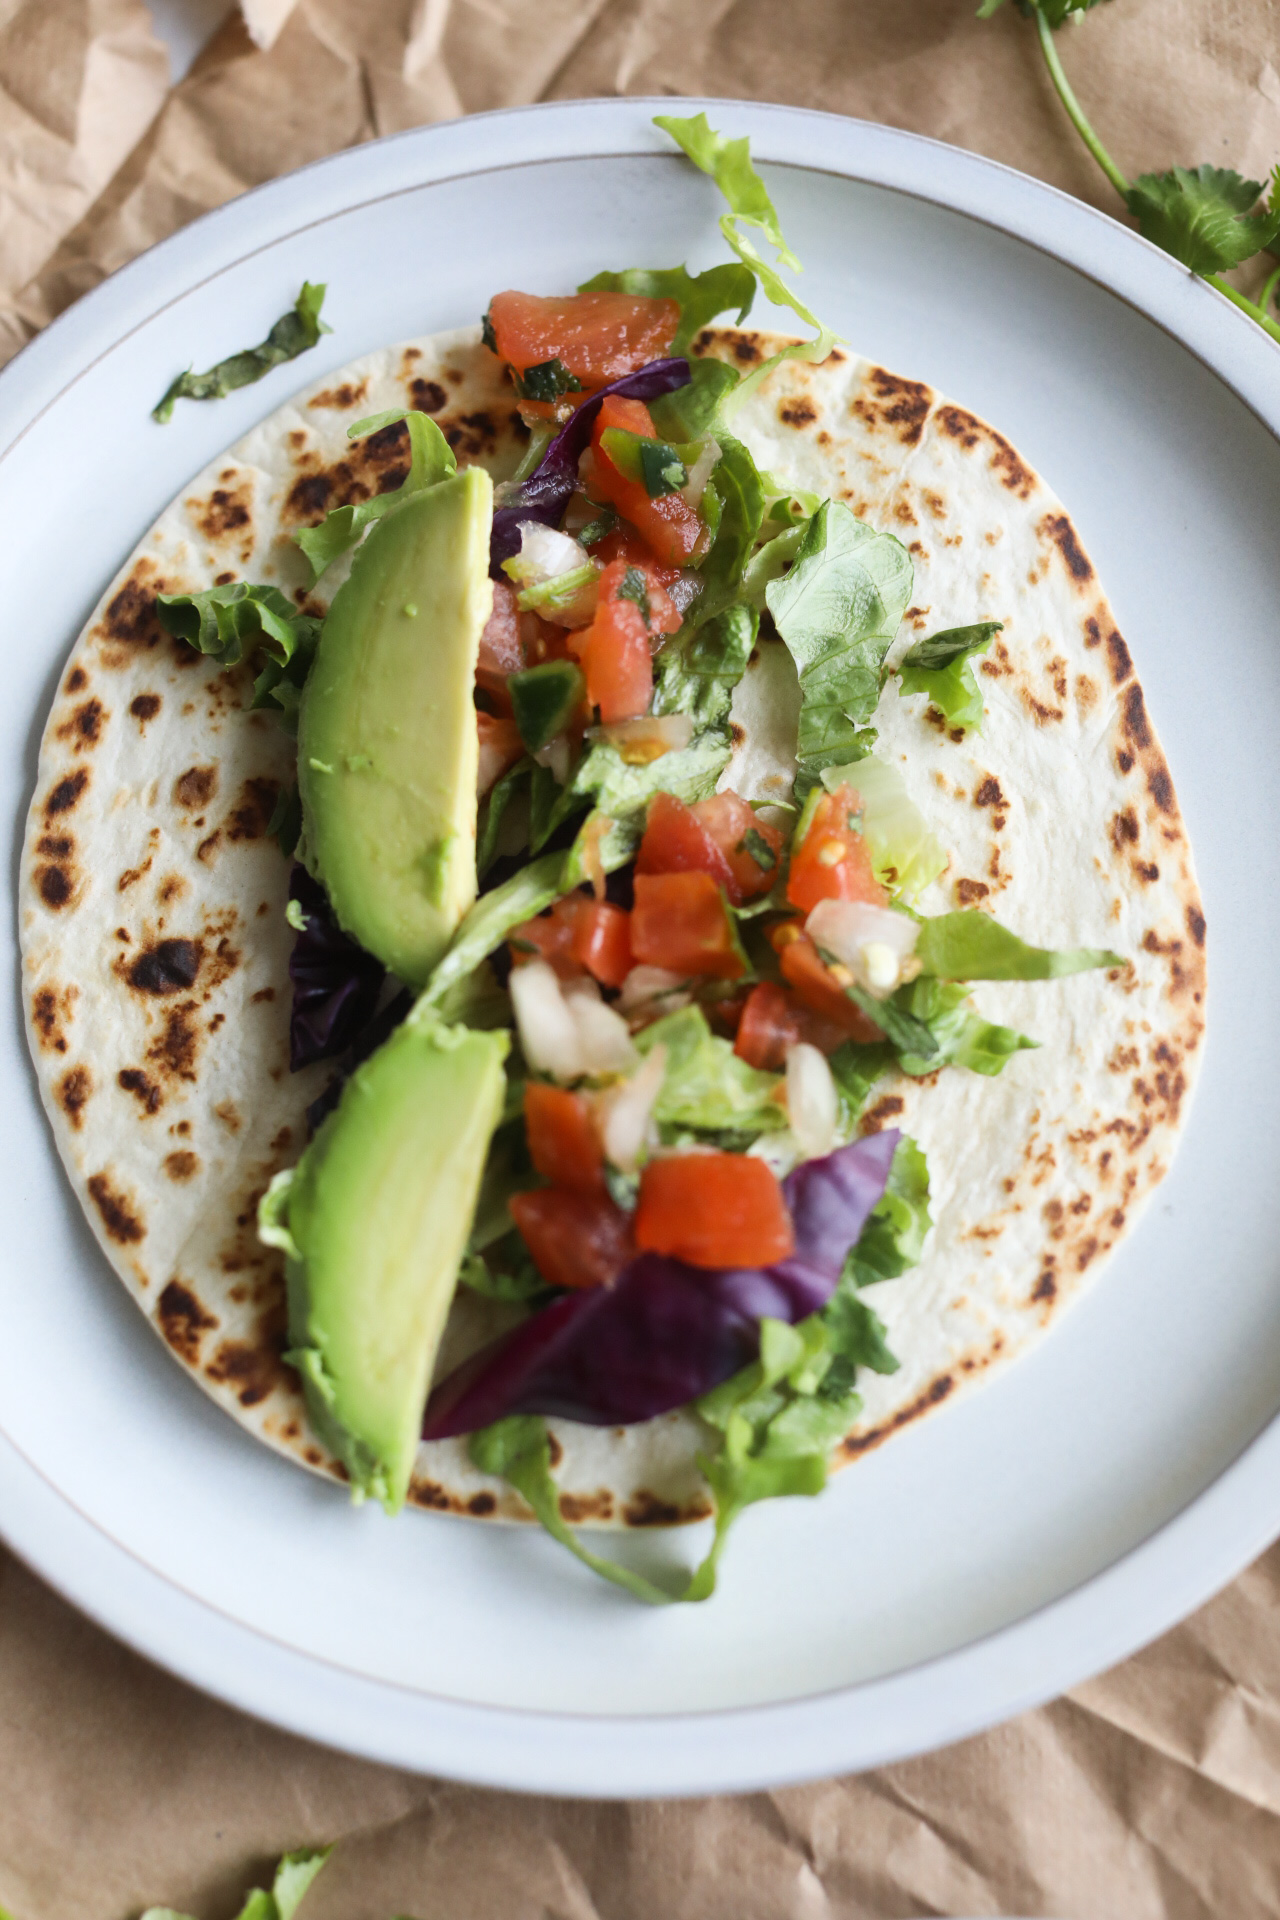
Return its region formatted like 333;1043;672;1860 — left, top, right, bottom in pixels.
19;326;1205;1529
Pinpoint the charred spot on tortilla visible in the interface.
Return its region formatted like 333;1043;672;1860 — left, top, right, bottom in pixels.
43;768;89;818
65;666;87;693
224;777;280;842
121;938;202;995
147;1002;203;1082
35;863;74;909
158;1278;218;1362
1121;683;1152;750
130;693;161;725
118;1068;163;1115
205;1337;283;1408
55;698;106;751
1106;629;1133;685
56;1065;92;1129
624;1490;683;1528
308;379;369;410
409;377;447;414
164;1151;200;1182
88;1171;145;1245
174;766;218;809
189;481;252;542
861;367;932;446
1040;511;1093;585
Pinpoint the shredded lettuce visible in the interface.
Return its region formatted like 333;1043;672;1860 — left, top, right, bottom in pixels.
765;500;913;789
654;114;841;407
155;582;321;730
897;621;1002;734
636;1006;787;1137
916;911;1123;980
555;733;733;884
477;754;533;873
579;261;756;355
842;1135;931;1287
692;432;767;626
654;602;757;732
295;408;457;582
152;282;328;423
821;755;946;901
141;1847;332;1920
418;852;567;1012
889;977;1039;1078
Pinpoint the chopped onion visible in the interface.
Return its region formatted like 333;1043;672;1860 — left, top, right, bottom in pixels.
532;734;571;785
590;713;694;765
502;521;591;590
562;976;639;1075
667;572;704;616
599;1044;667;1174
509;959;584;1081
805;898;921;998
785;1043;839;1160
617;965;693;1021
680;435;721;510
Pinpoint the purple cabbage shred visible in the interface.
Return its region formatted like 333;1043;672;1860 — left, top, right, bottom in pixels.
287;865;386;1072
489;355;691;576
422;1131;901;1438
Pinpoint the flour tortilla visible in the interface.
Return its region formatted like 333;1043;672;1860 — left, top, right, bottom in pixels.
19;326;1205;1528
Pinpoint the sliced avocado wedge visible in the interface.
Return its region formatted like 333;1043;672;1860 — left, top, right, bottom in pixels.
298;465;494;986
263;1013;509;1513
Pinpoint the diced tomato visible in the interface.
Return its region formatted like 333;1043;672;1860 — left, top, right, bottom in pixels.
630;871;745;980
634;1153;794;1269
509;1186;634;1290
523;1083;604;1194
476;711;523;797
590;523;681;591
588;401;706;568
695;792;784;903
520;611;576;667
510;893;632;988
703;989;750;1039
487;290;679;387
733;980;851;1070
570;558;679;725
771;926;884;1043
786;785;886;915
636;790;733;891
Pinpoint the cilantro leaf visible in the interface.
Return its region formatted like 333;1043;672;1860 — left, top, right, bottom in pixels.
141;1847;332;1920
1125;164;1280;274
765;499;913;786
295;408;457;583
897;621;1002;734
842;1135;932;1287
513;358;582;402
889;977;1038;1078
153;283;328;423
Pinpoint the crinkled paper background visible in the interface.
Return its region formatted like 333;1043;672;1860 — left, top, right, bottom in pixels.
1;0;1278;1913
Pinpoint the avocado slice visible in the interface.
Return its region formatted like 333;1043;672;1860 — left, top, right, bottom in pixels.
298;465;494;986
266;1013;510;1513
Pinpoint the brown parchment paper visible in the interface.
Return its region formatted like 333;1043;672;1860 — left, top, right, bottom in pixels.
2;0;1280;1913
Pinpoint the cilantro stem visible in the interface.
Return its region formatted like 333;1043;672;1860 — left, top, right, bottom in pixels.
1033;8;1130;201
1205;273;1280;346
1259;261;1280;318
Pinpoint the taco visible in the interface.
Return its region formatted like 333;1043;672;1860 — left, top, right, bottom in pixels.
19;116;1204;1601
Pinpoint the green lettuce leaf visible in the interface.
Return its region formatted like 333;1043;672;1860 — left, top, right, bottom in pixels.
827;1039;897;1126
650;356;741;440
765;500;913;784
916;910;1123;980
821;755;946;901
889;976;1039;1078
141;1847;332;1920
579;261;756;356
155;582;321;730
653;602;757;731
841;1135;931;1287
654;113;841;407
295;408;457;583
152;282;329;424
691;432;767;626
897;621;1002;734
636;1006;787;1136
977;0;1106;20
556;732;733;884
418;851;567;1012
477;755;533;874
1125;164;1280;275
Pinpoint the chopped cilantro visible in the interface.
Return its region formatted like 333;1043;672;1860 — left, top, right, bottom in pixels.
617;566;652;628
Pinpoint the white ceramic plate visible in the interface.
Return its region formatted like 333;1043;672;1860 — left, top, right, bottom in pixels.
3;98;1280;1797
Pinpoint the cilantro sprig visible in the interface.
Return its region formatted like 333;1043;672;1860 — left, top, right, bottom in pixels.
980;1;1280;345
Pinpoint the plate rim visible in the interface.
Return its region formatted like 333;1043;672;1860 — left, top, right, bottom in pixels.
2;93;1277;1796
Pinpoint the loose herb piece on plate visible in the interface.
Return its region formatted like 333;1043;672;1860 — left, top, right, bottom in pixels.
979;0;1280;342
141;1845;332;1920
152;282;330;423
